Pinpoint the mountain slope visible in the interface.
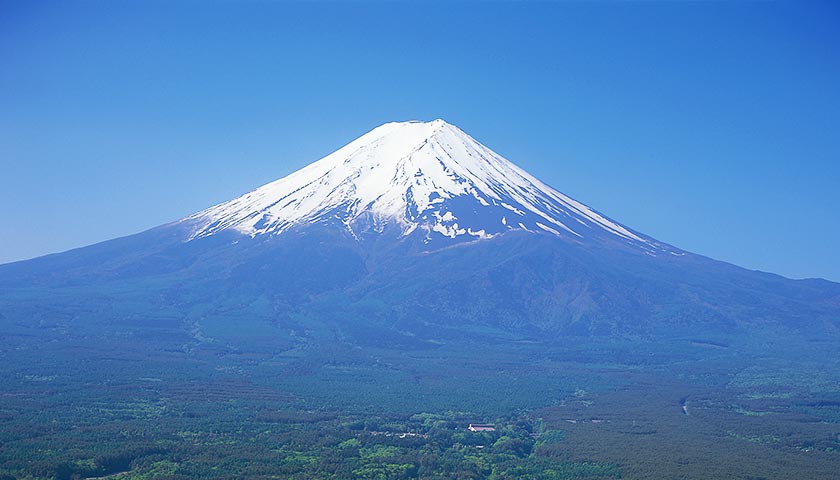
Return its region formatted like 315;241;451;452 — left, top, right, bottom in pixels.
0;119;838;342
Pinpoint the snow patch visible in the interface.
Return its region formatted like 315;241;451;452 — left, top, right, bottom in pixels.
536;222;561;236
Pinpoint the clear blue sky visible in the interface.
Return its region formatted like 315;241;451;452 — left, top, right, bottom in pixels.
1;1;839;281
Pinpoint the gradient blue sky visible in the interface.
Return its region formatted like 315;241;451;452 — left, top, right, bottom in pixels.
1;1;839;280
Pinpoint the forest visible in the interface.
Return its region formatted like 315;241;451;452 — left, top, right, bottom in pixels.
1;314;839;480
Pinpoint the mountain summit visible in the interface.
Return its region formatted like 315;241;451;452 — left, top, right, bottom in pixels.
182;120;665;252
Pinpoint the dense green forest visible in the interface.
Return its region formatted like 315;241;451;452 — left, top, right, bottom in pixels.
1;317;839;480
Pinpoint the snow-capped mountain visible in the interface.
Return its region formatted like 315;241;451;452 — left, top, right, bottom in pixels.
1;118;838;343
182;120;667;251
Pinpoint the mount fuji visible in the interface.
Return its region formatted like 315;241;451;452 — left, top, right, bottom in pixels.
182;119;662;252
1;120;838;343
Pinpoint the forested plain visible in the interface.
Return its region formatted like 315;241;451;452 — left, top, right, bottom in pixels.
2;306;840;480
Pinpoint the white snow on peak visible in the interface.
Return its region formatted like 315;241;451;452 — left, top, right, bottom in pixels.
182;119;661;249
